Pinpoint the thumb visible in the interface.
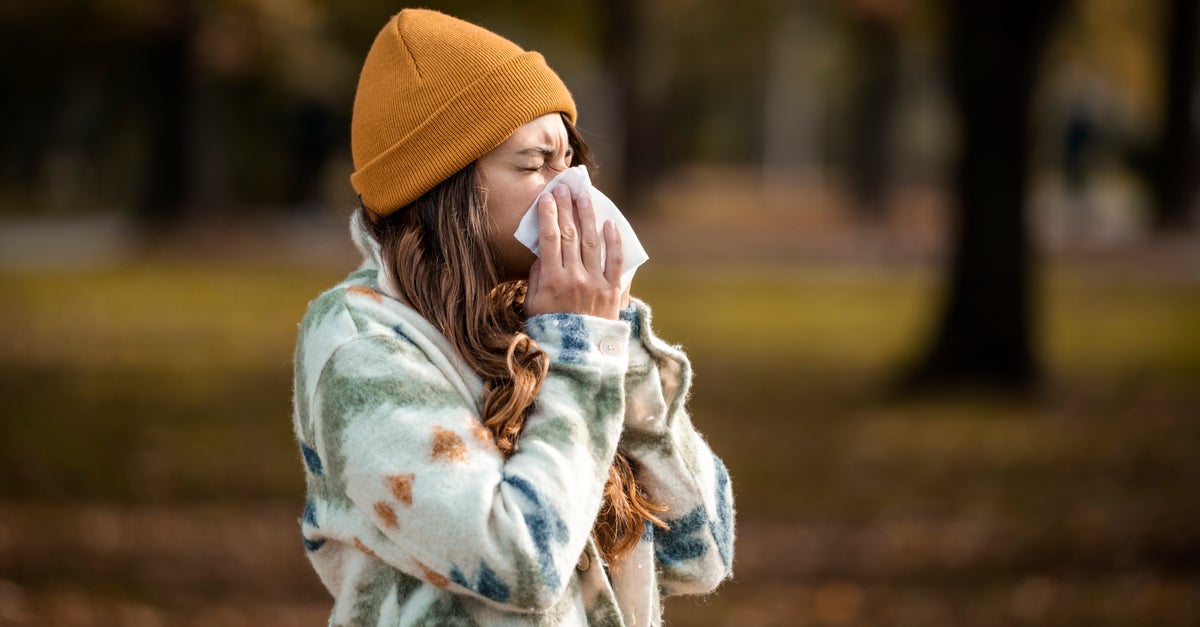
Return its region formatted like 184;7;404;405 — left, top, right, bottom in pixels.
525;259;542;302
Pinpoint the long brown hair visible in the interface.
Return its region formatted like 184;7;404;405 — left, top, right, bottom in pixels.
364;117;665;567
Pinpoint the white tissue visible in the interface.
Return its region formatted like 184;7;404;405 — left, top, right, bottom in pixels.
514;165;648;289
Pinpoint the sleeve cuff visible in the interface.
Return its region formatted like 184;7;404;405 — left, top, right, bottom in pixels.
525;313;632;370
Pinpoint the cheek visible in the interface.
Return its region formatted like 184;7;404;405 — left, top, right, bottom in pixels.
486;181;541;236
484;195;515;243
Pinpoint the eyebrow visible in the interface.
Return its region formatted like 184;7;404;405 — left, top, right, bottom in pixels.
516;145;573;158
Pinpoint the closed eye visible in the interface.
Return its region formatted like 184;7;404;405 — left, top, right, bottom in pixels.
516;145;572;171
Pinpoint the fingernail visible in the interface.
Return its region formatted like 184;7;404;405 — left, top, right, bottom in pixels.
578;195;590;208
555;185;569;197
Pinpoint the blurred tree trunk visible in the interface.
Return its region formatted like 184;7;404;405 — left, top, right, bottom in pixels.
906;0;1066;391
598;0;660;211
1153;0;1199;231
136;0;195;228
846;4;904;219
762;3;822;189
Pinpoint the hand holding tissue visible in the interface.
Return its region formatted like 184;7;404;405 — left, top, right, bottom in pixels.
514;166;648;289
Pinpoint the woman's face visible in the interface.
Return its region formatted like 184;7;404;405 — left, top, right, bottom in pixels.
478;113;574;281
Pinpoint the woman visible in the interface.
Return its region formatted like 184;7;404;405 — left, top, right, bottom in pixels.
293;8;734;626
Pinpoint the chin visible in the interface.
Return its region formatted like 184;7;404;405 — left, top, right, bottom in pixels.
498;262;533;284
500;253;536;282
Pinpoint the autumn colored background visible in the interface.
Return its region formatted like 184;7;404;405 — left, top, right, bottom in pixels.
1;0;1197;625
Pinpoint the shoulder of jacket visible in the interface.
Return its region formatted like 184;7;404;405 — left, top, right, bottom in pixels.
305;276;407;331
296;281;415;378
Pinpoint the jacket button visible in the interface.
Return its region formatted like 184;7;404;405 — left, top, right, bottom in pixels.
598;337;621;356
576;551;591;572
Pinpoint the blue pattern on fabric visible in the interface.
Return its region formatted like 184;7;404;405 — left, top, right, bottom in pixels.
450;561;512;604
654;506;708;565
450;566;468;589
476;562;511;603
526;313;593;364
504;474;568;589
642;518;656;542
619;305;640;338
301;499;323;552
303;499;318;527
557;314;590;364
712;456;734;568
300;441;324;475
303;536;326;552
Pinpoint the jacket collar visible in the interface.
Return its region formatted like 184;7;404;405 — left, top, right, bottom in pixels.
349;209;486;411
349;209;404;303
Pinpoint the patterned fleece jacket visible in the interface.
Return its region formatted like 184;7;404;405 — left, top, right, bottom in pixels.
292;213;735;626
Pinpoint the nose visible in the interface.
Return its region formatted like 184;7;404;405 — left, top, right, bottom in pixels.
550;152;572;172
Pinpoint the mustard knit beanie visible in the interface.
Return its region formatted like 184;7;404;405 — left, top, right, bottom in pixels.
350;8;577;219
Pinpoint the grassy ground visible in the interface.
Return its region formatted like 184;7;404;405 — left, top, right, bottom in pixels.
0;243;1197;625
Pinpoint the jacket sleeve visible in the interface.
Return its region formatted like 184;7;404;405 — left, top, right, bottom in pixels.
304;311;631;612
617;299;735;595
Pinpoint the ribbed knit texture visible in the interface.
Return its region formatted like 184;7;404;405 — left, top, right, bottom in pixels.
350;9;577;218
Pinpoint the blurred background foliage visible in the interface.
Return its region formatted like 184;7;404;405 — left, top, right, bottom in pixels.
0;0;1198;625
0;0;1187;225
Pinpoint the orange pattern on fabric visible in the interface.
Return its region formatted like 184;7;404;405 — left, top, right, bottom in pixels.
354;538;379;559
418;561;450;589
374;501;398;528
386;473;415;505
430;426;468;462
470;422;498;451
347;285;383;303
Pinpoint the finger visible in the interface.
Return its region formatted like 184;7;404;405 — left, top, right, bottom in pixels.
601;219;624;286
575;194;602;273
536;192;561;269
553;185;580;268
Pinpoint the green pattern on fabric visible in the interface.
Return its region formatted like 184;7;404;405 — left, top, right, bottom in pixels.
393;570;423;609
306;452;351;510
623;365;653;391
619;428;674;458
315;364;447;505
304;288;352;331
507;542;543;611
316;335;463;495
347;267;378;283
295;385;317;447
354;329;435;364
522;414;580;453
322;362;462;413
677;425;702;483
658;559;704;586
588;379;623;460
584;586;624;627
350;565;407;625
413;593;481;626
540;574;580;625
